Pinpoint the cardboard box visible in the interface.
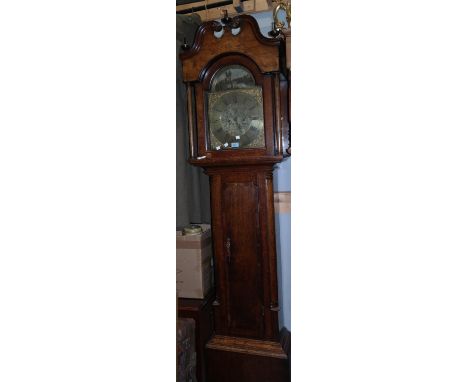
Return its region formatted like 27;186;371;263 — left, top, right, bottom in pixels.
176;224;213;299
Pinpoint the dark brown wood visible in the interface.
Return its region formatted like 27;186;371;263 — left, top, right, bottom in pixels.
205;329;291;382
279;327;291;381
180;15;286;166
180;16;281;82
179;14;291;381
207;335;286;359
178;291;216;382
206;335;288;382
193;53;278;162
221;173;263;338
204;165;280;340
263;170;280;336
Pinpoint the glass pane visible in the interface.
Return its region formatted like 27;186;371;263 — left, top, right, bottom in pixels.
207;65;265;150
211;65;256;91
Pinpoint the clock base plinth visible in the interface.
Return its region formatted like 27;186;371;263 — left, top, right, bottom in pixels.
205;332;290;382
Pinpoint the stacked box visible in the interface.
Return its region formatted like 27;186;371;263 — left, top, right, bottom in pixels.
176;224;213;299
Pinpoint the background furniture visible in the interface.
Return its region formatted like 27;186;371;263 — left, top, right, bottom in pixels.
178;291;215;382
177;318;197;382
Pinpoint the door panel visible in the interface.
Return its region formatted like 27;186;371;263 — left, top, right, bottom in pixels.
221;179;264;338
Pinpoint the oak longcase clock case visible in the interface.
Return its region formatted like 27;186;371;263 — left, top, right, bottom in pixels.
180;14;290;382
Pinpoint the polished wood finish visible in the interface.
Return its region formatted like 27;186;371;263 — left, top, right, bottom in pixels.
205;330;290;382
206;165;280;341
219;174;263;337
180;16;280;82
178;291;215;382
181;15;286;162
207;335;287;359
193;53;278;161
206;349;288;382
280;327;291;381
180;15;290;381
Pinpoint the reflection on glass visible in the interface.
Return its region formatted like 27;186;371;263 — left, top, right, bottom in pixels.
207;65;265;150
211;65;256;91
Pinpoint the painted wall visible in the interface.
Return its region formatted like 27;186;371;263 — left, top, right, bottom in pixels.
252;11;291;331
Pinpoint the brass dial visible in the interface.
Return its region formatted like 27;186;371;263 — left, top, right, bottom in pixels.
207;87;265;150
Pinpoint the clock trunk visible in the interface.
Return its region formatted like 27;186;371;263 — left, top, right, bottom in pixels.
208;165;280;341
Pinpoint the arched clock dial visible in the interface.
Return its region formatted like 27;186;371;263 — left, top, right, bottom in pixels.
207;87;265;150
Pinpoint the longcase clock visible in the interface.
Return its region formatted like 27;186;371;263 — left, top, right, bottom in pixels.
179;15;290;382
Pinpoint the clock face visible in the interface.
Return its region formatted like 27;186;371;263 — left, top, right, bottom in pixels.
207;88;264;150
206;65;265;150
